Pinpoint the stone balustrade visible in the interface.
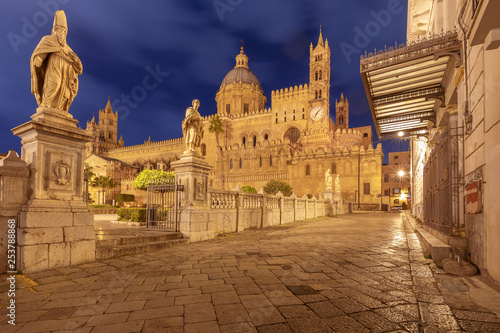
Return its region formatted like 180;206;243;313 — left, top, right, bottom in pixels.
207;189;327;235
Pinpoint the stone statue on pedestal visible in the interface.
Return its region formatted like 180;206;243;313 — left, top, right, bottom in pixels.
30;10;82;112
182;99;204;154
335;174;341;193
325;169;333;189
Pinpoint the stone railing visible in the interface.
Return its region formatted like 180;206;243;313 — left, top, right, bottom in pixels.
208;189;328;235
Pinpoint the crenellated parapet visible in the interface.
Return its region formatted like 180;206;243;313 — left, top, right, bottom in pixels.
214;107;272;119
271;84;309;99
105;137;183;153
332;127;363;149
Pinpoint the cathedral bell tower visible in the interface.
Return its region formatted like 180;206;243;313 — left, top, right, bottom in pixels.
335;93;349;130
308;28;331;127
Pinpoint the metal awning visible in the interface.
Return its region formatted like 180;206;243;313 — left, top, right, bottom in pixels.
361;31;462;140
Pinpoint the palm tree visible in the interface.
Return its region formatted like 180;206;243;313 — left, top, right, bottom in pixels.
208;114;224;148
84;164;96;204
90;175;117;204
209;115;224;188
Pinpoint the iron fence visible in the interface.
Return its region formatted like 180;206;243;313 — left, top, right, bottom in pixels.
146;180;183;231
423;127;463;236
349;203;381;212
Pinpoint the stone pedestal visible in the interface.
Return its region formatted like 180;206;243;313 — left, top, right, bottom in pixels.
11;107;95;273
171;152;214;242
0;151;30;273
332;192;344;215
323;188;333;203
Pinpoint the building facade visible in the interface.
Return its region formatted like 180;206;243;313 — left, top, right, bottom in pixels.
362;0;500;285
86;31;383;207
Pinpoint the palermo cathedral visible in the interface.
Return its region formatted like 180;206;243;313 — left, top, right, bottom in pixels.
84;31;383;204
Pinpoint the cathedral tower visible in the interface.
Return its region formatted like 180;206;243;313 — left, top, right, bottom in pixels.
308;28;331;127
98;97;119;148
335;93;349;129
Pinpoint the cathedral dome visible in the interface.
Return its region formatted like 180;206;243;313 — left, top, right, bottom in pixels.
220;46;263;91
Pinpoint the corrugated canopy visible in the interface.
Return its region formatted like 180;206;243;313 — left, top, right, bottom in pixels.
361;31;461;140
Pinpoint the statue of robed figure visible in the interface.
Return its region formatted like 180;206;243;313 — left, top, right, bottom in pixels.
182;99;204;154
31;10;82;112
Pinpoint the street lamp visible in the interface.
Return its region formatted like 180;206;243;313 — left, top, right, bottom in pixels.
397;170;405;177
398;131;405;137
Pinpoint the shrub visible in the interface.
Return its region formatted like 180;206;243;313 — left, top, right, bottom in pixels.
116;194;135;205
263;180;293;197
117;208;147;222
242;185;257;194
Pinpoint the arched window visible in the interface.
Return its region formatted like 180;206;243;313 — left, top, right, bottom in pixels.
201;143;206;156
253;136;257;147
264;134;269;140
275;118;278;124
319;90;322;98
363;133;368;137
270;156;273;167
230;159;233;170
239;158;242;169
242;137;246;146
315;91;318;99
284;127;300;144
319;70;322;80
293;115;295;121
331;163;337;174
260;156;262;167
340;117;343;125
306;165;311;176
315;72;318;81
302;114;305;119
284;117;286;122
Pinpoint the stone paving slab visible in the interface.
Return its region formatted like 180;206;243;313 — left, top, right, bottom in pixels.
1;214;500;332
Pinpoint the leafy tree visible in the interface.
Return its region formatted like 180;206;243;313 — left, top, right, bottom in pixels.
242;185;257;194
90;175;117;204
133;169;175;191
208;114;224;148
263;179;293;197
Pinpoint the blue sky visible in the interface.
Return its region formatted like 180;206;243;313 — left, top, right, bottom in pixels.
0;0;410;161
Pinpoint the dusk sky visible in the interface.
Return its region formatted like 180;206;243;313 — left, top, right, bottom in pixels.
0;0;410;162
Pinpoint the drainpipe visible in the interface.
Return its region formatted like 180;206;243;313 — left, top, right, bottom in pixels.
458;0;469;233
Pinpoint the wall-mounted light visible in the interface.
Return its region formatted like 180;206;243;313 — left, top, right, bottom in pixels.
465;113;473;133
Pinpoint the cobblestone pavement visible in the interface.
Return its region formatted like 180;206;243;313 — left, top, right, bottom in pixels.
2;213;500;332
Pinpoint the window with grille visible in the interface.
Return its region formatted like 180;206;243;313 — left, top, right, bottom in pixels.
364;183;370;195
284;127;300;144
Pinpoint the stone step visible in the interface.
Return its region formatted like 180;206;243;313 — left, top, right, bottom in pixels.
95;232;188;260
96;232;183;247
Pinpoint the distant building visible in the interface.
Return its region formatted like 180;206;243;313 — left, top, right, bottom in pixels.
382;152;411;210
85;30;383;206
